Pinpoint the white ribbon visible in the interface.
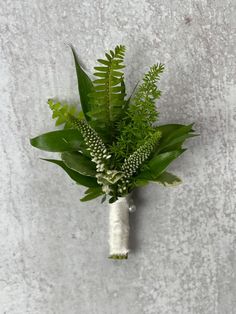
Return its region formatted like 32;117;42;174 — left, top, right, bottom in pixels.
109;196;130;256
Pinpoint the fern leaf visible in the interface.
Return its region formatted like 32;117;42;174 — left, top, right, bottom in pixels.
88;45;126;142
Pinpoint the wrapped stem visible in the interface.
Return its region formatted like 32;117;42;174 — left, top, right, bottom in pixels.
109;196;130;259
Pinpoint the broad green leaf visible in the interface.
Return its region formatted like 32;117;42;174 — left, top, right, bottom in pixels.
165;124;194;139
137;150;185;180
80;187;104;201
156;124;187;137
161;124;194;146
70;45;94;121
61;152;96;177
151;171;182;186
41;159;99;188
156;124;195;153
160;133;197;153
134;172;182;188
30;129;88;155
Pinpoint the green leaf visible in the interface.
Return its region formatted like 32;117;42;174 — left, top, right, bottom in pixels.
109;196;117;204
151;171;182;186
88;45;126;142
41;159;99;188
80;187;104;201
137;150;185;180
30;129;88;155
134;171;182;188
70;45;94;121
61;152;96;177
111;65;164;159
48;99;84;128
156;124;195;153
133;178;149;188
97;59;110;66
160;133;197;152
156;124;188;138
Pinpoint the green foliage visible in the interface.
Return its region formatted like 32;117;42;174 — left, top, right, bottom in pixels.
110;64;164;161
48;99;83;127
156;123;196;154
30;129;88;155
30;44;197;203
136;149;185;181
134;171;182;188
80;187;104;202
61;152;96;176
70;45;94;121
41;159;100;188
151;171;182;186
88;45;126;141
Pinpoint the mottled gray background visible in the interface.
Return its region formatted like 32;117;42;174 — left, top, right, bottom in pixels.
0;0;236;313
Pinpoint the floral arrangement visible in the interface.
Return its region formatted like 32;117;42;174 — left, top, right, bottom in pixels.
31;45;196;259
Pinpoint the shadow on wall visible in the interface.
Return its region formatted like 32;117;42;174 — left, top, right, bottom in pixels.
129;188;147;253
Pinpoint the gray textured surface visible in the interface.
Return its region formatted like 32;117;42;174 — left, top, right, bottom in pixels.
0;1;236;313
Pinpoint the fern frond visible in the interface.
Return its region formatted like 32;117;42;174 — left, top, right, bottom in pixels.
88;45;126;141
48;99;83;126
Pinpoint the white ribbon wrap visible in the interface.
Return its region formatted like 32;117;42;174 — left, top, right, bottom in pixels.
109;196;130;256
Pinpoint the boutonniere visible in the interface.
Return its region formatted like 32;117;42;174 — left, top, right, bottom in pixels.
31;45;196;259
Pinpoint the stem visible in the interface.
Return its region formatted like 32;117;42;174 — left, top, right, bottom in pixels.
108;196;130;259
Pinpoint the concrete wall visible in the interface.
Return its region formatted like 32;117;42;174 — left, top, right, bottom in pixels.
1;1;235;313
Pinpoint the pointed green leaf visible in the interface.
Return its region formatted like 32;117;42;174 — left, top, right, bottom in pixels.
151;171;182;186
98;59;110;66
137;150;185;180
94;85;106;91
156;124;195;153
105;53;112;61
112;86;125;93
93;78;106;84
94;66;108;72
80;187;104;201
70;45;94;121
160;133;197;152
110;70;123;77
41;159;99;188
30;129;88;154
166;124;194;139
61;152;96;176
94;72;107;77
